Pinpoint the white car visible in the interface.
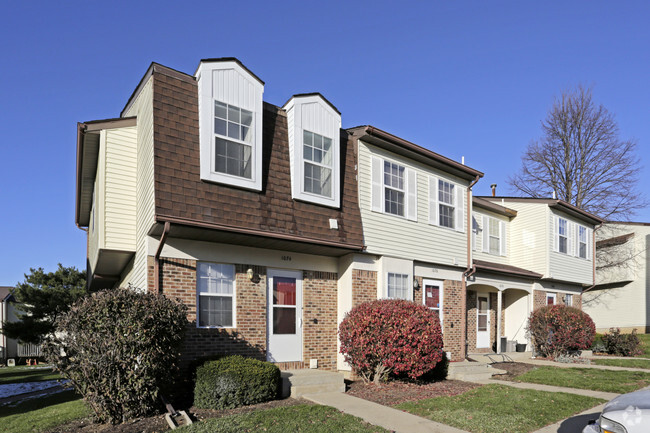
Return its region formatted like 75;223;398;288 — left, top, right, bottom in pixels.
583;389;650;433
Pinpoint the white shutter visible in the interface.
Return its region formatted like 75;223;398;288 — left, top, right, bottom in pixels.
552;215;559;252
500;220;507;256
371;156;383;212
567;222;574;256
587;227;593;260
406;168;417;221
429;176;438;225
482;215;489;253
455;185;465;232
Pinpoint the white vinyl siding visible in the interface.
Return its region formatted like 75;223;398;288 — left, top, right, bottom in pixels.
360;141;468;266
502;202;548;276
123;78;155;291
549;211;593;284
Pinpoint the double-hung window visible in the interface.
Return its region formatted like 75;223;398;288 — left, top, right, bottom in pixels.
197;262;235;328
565;294;573;306
488;218;500;255
303;131;333;198
438;180;455;229
387;272;409;299
558;218;568;254
578;226;587;259
481;215;506;256
384;161;405;217
213;101;253;179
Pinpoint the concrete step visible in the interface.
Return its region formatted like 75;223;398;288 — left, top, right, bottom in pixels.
448;361;507;382
281;369;345;398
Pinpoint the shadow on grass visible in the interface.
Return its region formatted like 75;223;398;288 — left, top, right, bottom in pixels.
556;405;604;433
0;389;82;418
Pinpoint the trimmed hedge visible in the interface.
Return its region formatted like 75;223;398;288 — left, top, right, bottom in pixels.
194;355;281;409
527;305;595;359
339;299;444;383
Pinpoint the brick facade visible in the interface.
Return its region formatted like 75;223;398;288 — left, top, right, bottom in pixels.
442;280;465;361
533;290;583;310
150;255;338;370
351;269;377;308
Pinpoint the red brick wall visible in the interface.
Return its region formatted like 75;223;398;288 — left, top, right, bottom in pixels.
150;256;339;370
534;290;547;310
351;269;377;307
442;280;464;361
534;290;582;310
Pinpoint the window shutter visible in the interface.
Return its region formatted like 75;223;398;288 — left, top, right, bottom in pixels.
455;185;465;232
482;215;489;253
371;156;383;212
500;220;507;256
567;222;574;256
406;168;417;221
471;216;477;251
552;216;559;252
587;227;593;260
429;176;438;225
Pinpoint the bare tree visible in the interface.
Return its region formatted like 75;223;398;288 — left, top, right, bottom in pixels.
509;85;645;220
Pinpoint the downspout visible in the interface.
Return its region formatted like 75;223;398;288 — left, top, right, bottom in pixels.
461;175;481;359
582;221;604;294
154;222;171;294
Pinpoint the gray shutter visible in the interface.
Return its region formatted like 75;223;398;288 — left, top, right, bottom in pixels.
406;168;417;221
429;176;438;225
500;220;507;256
371;156;383;212
455;185;465;232
482;215;489;253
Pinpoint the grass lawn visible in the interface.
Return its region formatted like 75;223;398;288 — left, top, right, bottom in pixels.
0;366;60;385
178;404;390;433
515;366;650;393
395;384;604;433
0;390;90;433
593;358;650;369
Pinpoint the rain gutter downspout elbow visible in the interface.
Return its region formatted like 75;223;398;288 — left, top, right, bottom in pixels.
154;221;171;294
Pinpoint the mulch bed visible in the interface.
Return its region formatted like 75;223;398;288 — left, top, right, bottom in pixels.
45;397;308;433
346;379;480;406
489;362;537;381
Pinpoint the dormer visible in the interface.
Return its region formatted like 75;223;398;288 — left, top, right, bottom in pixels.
283;94;341;208
196;58;264;191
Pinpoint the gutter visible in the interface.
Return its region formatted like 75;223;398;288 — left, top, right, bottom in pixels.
75;122;88;232
461;175;481;359
582;221;605;293
154;222;171;294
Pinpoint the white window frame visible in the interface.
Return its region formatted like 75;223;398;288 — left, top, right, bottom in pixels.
196;262;236;329
557;217;568;254
371;156;417;221
565;294;573;306
386;272;411;300
577;226;588;259
481;215;507;256
546;293;556;306
422;279;444;327
196;60;264;191
302;130;333;199
438;179;455;229
428;176;464;232
384;160;406;217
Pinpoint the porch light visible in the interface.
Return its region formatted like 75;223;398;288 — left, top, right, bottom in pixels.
413;278;420;290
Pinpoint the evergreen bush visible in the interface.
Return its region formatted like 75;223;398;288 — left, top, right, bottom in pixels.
527;305;595;359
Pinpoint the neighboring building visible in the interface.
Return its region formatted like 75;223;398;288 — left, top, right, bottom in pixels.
0;286;18;362
75;57;602;372
583;222;650;333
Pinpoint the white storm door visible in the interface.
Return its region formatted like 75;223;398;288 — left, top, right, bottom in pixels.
476;294;490;348
267;269;303;363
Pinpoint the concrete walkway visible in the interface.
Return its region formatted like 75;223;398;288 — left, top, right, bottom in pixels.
303;391;470;433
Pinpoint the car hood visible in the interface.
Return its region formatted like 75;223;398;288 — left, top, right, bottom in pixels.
601;389;650;433
604;389;650;413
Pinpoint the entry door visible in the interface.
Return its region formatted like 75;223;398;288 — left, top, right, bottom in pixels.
422;279;443;326
476;294;490;348
267;269;302;363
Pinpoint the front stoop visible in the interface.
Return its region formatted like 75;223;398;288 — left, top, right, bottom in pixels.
448;361;507;382
281;369;345;398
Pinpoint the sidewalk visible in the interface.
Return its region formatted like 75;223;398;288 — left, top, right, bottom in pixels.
303;391;470;433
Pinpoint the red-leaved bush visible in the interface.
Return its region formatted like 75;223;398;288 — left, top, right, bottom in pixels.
338;299;444;384
527;305;595;359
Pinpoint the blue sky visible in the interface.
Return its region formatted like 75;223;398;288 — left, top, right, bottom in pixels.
1;1;649;286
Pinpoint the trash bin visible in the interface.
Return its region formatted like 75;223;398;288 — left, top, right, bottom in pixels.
516;343;527;352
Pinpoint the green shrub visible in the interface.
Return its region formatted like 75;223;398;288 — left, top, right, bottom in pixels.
44;288;188;424
602;328;642;356
194;355;280;409
527;305;595;359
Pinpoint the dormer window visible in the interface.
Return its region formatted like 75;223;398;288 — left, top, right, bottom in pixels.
284;94;341;208
196;59;264;191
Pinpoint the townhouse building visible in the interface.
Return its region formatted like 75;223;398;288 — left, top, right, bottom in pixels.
75;57;602;373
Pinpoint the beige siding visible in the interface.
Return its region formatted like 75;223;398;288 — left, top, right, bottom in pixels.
472;209;509;265
123;78;155;291
104;127;137;252
548;209;593;285
88;176;100;273
358;141;468;266
504;202;548;275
